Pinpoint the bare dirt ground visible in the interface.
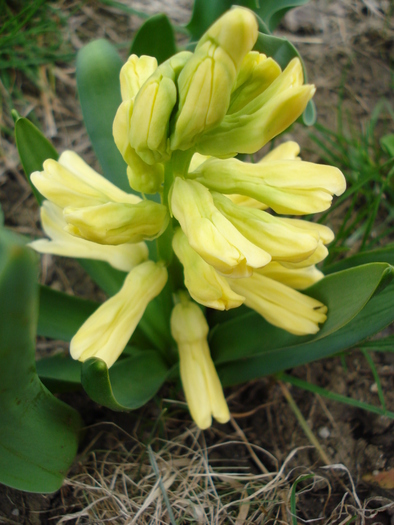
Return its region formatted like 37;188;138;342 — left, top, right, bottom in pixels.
0;1;393;523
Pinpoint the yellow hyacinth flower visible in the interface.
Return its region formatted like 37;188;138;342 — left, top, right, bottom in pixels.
31;150;142;209
113;54;165;193
189;154;346;215
171;7;258;150
29;201;148;272
228;272;327;335
195;58;314;157
70;261;168;368
256;262;324;291
228;51;281;114
28;7;349;430
31;150;169;245
63;199;168;245
212;192;320;263
170;177;271;276
170;296;230;429
128;51;192;164
172;228;244;310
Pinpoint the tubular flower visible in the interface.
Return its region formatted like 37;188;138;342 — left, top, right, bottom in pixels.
172;228;244;310
71;261;168;367
31;151;169;245
29;7;346;430
227;272;327;335
170;296;230;429
29;201;148;272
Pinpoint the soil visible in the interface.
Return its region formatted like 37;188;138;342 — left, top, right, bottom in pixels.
0;1;393;523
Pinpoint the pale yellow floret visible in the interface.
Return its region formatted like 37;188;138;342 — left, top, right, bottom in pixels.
195;59;314;157
228;273;327;335
70;261;168;368
170;177;271;277
31;151;141;209
189;156;346;215
172;228;244;310
63;199;169;245
29;201;148;272
170;297;230;429
261;141;301;162
213;192;320;263
256;262;324;290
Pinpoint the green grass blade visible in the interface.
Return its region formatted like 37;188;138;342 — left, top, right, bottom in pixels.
279;374;394;419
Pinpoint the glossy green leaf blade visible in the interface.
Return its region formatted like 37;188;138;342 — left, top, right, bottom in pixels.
324;244;394;274
280;373;394;419
360;334;394;352
217;268;394;386
256;0;310;32
130;14;177;63
76;39;130;192
81;352;170;411
212;263;392;365
0;229;82;493
36;354;82;393
14;116;58;203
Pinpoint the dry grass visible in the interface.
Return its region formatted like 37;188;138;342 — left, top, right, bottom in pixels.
56;420;394;524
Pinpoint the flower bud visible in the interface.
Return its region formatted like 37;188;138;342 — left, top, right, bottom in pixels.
170;298;230;429
196;58;315;157
113;99;164;194
70;261;168;367
119;54;158;101
128;51;192;164
170;7;258;151
228;51;281;114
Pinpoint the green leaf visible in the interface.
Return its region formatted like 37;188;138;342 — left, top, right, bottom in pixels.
360;335;394;352
130;14;177;64
280;373;394;419
14;116;58;203
186;0;256;41
211;263;394;386
81;352;171;411
380;133;394;157
256;0;310;32
324;244;394;274
76;39;130;192
36;354;82;393
0;228;82;493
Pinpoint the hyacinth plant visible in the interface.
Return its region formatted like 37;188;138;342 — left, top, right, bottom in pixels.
1;3;393;493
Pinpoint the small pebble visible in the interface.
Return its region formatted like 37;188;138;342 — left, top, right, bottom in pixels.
370;383;378;393
11;509;19;516
318;426;330;439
